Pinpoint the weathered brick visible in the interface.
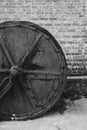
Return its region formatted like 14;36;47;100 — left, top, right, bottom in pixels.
0;0;87;72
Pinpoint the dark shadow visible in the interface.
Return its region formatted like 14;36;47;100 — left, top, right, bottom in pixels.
45;97;67;116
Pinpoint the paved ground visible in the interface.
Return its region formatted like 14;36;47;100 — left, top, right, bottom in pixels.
0;98;87;130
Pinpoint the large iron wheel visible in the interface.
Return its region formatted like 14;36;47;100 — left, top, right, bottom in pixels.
0;21;66;120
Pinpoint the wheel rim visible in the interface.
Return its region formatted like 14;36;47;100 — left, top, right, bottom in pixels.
0;21;66;120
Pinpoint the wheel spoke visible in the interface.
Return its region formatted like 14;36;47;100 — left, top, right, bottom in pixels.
0;76;10;89
18;33;42;67
0;69;10;74
0;76;13;99
18;69;62;77
27;74;59;80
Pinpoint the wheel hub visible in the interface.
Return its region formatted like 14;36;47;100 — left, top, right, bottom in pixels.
10;66;19;76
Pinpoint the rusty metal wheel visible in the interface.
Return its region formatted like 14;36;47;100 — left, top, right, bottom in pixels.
0;21;66;120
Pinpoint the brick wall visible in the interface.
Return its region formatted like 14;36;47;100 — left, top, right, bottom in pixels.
0;0;87;75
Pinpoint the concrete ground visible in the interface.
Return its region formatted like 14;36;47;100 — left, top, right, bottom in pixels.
0;98;87;130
